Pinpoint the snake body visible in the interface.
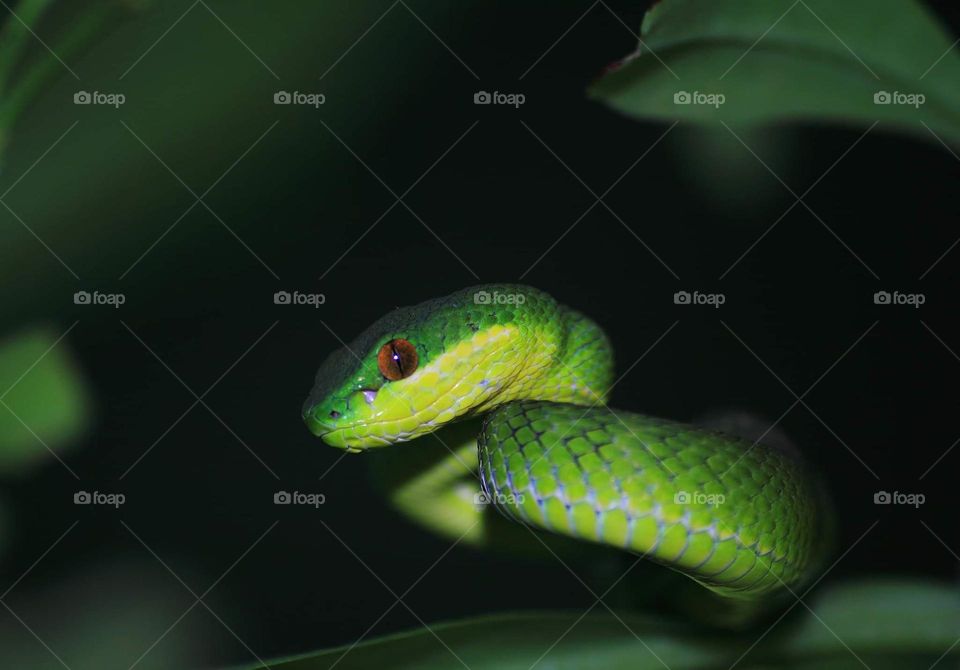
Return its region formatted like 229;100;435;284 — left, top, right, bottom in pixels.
304;284;824;599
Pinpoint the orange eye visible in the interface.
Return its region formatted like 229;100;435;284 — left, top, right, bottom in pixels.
377;338;418;381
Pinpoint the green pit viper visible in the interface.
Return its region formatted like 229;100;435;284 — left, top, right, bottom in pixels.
303;284;827;601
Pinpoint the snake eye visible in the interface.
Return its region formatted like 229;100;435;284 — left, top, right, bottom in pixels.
377;338;418;381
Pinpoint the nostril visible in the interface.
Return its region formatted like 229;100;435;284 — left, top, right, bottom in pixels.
329;410;341;419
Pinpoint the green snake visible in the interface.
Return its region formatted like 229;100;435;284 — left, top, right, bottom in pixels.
303;284;826;600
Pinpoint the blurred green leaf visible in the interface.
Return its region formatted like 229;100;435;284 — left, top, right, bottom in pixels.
252;579;960;669
769;577;960;657
0;325;90;474
0;0;132;151
0;562;211;669
591;0;960;143
248;611;728;670
0;1;467;315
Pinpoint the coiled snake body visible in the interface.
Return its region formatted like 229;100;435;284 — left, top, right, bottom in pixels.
304;285;824;600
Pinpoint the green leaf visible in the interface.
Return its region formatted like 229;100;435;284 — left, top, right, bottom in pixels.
0;326;90;474
590;0;960;144
767;577;960;658
249;580;960;670
0;562;210;669
252;611;729;670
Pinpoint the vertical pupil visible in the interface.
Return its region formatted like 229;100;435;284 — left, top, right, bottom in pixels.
378;339;417;381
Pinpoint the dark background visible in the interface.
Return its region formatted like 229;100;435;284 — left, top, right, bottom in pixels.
1;1;958;667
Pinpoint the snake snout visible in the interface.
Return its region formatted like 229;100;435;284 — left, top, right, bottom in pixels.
304;414;334;438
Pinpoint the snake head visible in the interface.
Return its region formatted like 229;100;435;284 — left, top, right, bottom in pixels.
303;284;563;451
